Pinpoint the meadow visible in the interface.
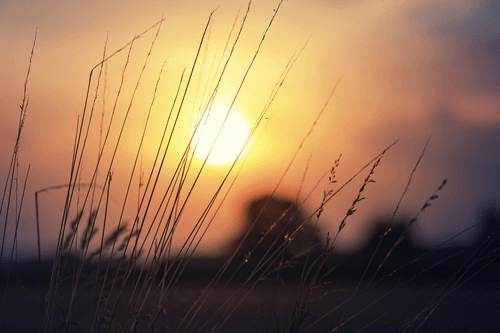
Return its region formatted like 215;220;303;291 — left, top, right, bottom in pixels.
1;2;499;332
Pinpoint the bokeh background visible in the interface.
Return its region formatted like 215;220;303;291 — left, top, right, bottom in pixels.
1;0;499;260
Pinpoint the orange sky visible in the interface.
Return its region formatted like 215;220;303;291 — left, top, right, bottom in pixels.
1;0;499;259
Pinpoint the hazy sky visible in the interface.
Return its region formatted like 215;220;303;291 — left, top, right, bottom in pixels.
1;0;499;259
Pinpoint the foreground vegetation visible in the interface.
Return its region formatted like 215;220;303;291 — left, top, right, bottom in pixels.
1;2;499;332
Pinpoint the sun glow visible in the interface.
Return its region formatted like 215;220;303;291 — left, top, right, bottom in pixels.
191;105;251;166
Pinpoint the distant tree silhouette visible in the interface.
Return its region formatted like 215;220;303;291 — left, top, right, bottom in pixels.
460;203;500;283
340;219;425;281
225;195;322;278
417;203;500;284
221;200;500;283
345;205;500;284
478;204;500;245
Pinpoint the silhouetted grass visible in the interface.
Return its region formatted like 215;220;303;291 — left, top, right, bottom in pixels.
1;2;499;332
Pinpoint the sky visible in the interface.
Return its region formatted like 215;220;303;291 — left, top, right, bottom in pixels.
0;0;499;260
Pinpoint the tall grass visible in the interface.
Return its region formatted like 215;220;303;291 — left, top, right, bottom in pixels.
1;1;499;332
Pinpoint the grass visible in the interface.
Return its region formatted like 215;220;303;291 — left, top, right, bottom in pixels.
1;1;499;332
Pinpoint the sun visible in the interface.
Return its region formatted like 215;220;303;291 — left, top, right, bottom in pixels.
190;104;251;165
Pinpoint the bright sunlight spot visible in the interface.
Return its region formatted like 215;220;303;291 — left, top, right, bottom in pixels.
191;104;251;165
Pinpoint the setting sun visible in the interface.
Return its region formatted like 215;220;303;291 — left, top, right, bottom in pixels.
190;104;251;165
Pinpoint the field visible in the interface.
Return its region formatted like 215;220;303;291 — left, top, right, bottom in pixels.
1;1;499;332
